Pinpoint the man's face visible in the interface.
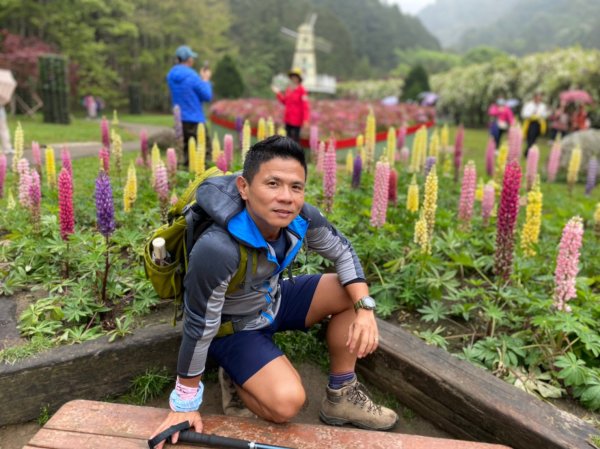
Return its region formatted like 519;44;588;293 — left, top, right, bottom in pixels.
237;157;306;241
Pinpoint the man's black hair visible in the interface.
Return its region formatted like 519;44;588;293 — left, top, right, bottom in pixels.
242;135;307;184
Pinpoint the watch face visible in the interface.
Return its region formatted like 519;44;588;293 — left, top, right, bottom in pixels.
362;296;376;309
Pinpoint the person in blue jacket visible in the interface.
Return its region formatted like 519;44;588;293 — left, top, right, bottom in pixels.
166;45;212;167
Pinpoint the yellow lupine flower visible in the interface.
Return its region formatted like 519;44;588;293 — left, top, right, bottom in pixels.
151;143;161;185
188;137;197;175
594;202;600;237
13;122;24;173
45;146;56;189
242;120;251;162
212;133;222;162
520;175;543;256
475;178;484;202
494;143;508;186
112;109;119;127
414;211;430;254
267;117;275;137
123;162;137;213
567;145;582;192
111;129;123;179
277;126;286;136
364;108;376;172
429;129;440;159
346;151;354;175
386;126;396;164
442;150;452;178
406;174;419;212
196;136;206;176
7;190;15;209
441;124;449;150
257;118;266;142
197;123;206;157
356;134;366;162
423;168;438;240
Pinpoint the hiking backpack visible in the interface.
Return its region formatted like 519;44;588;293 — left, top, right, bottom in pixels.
143;166;255;324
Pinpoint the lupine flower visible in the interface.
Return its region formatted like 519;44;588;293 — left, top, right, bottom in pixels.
188;137;198;175
12;121;23;173
553;216;584;312
485;136;495;177
567;145;582;194
414;211;430;254
216;153;228;172
61;147;72;178
235;116;243;144
45;146;57;189
424;156;436;177
316;140;325;173
7;190;15;209
266;117;275;137
99;146;110;174
112;109;119;127
594;203;600;238
370;158;390;227
173;106;183;150
458;160;477;230
31;141;42;173
482;181;495;226
151;143;161;184
0;153;6;198
494;161;522;281
257;118;266;142
18;159;32;208
397;124;406;149
494;143;508;187
356;134;365;162
29;169;41;230
428;129;440;159
123;162;137;213
386;126;396;164
101;116;110;150
585;156;598;196
453;124;464;182
135;156;144;167
507;124;522;162
58;167;75;240
441;124;449;150
546;138;561;182
154;161;170;222
166;148;177;186
212;133;222;162
197;123;206;158
140;129;149;166
352;154;362;189
406;174;419;212
277;126;286;136
365;108;376;172
323;139;337;213
196;134;206;175
111;129;123;180
224;134;234;169
525;145;539;191
423;167;438;240
475;178;484;202
399;146;409;165
520;175;543;257
309;125;319;161
170;193;178;206
95;170;115;237
388;168;398;205
410;126;427;173
345;151;353;175
242;120;251;162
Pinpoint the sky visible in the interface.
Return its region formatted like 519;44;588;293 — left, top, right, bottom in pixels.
385;0;436;15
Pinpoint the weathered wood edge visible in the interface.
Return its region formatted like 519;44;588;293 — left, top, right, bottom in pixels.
357;319;599;449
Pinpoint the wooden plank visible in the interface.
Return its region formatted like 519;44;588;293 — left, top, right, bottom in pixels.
28;400;511;449
357;320;598;449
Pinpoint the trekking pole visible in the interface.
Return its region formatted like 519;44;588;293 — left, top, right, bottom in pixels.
148;422;297;449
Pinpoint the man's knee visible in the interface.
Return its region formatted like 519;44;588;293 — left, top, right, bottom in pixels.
264;384;306;423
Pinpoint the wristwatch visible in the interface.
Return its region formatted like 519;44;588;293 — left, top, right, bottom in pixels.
354;295;377;311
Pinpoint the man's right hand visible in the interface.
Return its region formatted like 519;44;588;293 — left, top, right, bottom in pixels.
149;411;203;449
200;67;212;81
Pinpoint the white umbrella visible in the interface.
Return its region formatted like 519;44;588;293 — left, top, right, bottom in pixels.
0;69;17;106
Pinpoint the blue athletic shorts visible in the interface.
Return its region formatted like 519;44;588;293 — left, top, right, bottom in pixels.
208;274;322;386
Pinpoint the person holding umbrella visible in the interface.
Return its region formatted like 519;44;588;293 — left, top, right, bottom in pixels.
271;68;310;144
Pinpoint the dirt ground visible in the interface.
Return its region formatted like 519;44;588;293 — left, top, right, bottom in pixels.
0;362;449;449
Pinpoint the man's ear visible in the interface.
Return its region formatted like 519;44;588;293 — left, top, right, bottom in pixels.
236;175;248;200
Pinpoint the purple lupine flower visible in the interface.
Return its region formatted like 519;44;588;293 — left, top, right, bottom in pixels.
485;136;495;177
31;141;42;173
310;125;319;160
546;139;561;183
352;154;362;189
453;124;464;182
216;153;228;171
95;170;115;237
525;145;539;191
553;216;584;312
140;129;149;165
388;168;398;205
323;139;337;212
399;146;410;165
585;157;598;196
224;134;234;168
424;156;437;177
458;161;477;227
29;169;41;228
397;124;406;149
166;148;177;185
58;167;75;240
0;153;6;198
494;161;522;281
101;117;110;150
235;116;244;145
370;160;390;227
61;146;72;178
99;146;110;173
18;159;32;208
507;124;522;162
482;182;495;226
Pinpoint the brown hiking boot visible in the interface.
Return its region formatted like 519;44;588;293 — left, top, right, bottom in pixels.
319;378;398;431
218;367;255;418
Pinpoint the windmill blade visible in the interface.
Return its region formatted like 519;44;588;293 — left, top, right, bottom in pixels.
314;36;332;53
280;26;298;40
307;13;317;28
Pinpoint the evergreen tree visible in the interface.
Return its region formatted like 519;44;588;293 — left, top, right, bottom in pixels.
213;55;245;98
402;65;430;101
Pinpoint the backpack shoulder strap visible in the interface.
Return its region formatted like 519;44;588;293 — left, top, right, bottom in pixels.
226;244;258;294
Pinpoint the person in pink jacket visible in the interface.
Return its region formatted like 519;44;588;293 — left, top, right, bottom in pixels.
271;68;310;143
488;96;515;148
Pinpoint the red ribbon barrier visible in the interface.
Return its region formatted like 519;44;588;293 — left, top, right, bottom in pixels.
209;114;435;150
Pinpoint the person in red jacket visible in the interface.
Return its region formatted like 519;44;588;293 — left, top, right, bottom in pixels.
271;68;310;143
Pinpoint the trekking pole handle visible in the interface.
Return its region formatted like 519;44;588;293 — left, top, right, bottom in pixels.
178;430;297;449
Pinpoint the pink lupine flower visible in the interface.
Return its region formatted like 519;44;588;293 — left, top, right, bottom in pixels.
453;124;464;182
166;148;177;186
0;153;6;198
99;146;110;173
61;147;72;177
397;124;406;149
323;139;337;212
216;153;228;172
507;124;522;162
370;159;390;227
485;136;495;177
482;182;495;226
553;217;584;312
140;129;148;165
31;141;42;172
494;161;522;281
170;193;178;206
135;156;145;167
388;168;398;205
18;159;32;208
458;161;477;228
546;139;561;182
29;169;41;229
310;125;319;161
224;134;234;168
316;140;325;173
525;145;539;191
399;147;409;165
101;117;110;150
58;167;75;240
154;162;169;203
17;157;29;178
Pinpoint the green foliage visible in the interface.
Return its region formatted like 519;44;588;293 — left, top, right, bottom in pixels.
393;48;461;77
274;325;329;371
38;404;51;426
119;368;172;405
213;55;245;99
401;65;430;101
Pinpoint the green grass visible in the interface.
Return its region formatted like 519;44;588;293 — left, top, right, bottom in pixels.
118;114;173;127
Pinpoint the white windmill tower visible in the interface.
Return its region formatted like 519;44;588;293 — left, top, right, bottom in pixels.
280;14;336;94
